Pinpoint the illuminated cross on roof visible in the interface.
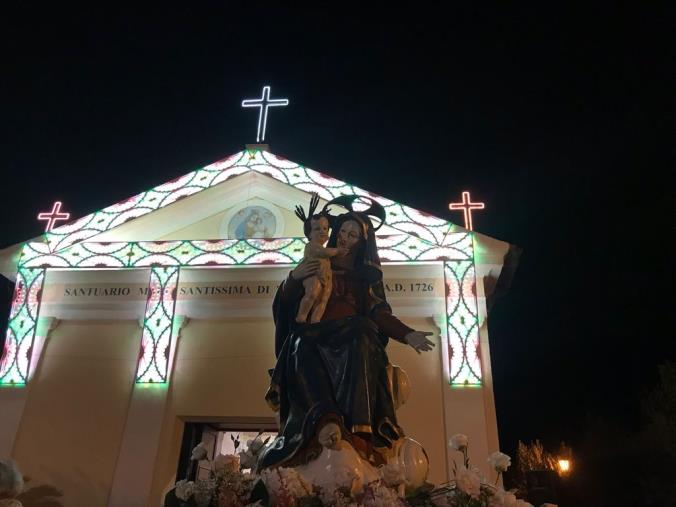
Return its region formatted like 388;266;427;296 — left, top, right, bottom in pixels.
241;86;289;143
449;191;484;231
38;201;70;232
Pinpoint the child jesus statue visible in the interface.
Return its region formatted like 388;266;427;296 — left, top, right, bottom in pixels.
294;194;347;323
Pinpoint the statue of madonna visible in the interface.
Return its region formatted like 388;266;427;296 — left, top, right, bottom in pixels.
258;196;434;470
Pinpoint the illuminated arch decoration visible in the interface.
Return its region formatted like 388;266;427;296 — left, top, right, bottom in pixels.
42;150;462;253
2;232;481;386
18;234;473;269
2;149;482;386
0;268;46;384
444;261;481;385
137;266;180;383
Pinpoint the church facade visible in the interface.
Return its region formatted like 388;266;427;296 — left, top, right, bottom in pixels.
0;148;514;507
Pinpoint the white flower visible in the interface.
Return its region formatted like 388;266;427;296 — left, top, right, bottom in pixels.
489;489;518;507
366;481;404;506
455;466;481;498
213;453;240;474
239;449;258;470
174;479;195;501
0;459;24;498
190;442;209;461
239;435;271;470
487;451;512;472
449;434;469;450
247;434;270;454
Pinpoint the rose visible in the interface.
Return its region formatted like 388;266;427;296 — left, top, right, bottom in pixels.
488;451;511;472
174;480;195;501
214;454;240;474
455;466;481;498
190;443;208;461
449;434;468;450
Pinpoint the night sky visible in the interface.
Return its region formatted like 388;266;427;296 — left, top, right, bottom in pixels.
1;5;673;458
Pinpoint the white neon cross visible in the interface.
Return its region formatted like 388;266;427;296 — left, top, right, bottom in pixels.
241;86;289;142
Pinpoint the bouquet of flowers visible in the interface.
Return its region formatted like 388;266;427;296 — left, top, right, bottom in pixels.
168;440;263;507
165;434;538;507
422;435;532;507
0;459;24;507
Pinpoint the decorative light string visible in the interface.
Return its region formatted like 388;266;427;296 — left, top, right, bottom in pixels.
42;149;462;253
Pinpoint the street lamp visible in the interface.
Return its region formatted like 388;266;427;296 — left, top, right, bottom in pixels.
557;458;571;475
557;443;572;477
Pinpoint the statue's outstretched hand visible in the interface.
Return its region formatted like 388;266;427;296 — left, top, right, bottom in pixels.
404;331;435;354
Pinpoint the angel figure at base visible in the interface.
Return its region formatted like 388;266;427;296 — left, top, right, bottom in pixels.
294;193;348;323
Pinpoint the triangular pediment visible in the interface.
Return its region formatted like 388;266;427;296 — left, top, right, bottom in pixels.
1;148;515;280
89;170;419;243
90;171;298;242
44;149;463;249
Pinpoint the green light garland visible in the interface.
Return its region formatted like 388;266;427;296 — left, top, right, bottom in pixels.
444;260;481;385
137;266;180;383
3;148;484;386
0;268;45;385
42;150;462;253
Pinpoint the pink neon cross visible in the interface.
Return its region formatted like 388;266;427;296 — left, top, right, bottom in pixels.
38;201;70;232
449;191;485;231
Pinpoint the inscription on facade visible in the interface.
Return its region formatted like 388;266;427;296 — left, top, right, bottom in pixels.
46;278;441;302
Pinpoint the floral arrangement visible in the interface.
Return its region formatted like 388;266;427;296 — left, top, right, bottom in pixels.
165;434;536;507
420;434;532;507
0;458;63;507
0;458;24;507
168;437;264;507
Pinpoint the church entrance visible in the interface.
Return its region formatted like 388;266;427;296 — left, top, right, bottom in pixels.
175;419;278;481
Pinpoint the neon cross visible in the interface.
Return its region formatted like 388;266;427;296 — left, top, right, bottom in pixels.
38;201;70;232
241;86;289;142
449;191;485;231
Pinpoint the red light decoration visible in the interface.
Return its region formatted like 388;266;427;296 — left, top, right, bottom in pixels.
37;202;70;232
449;191;484;231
